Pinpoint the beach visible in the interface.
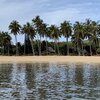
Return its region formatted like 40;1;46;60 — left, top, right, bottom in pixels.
0;56;99;64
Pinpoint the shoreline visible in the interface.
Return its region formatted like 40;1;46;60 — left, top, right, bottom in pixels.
0;56;100;64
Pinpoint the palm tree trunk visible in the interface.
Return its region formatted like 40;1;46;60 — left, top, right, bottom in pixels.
3;45;5;55
46;37;48;55
30;37;35;56
27;36;30;54
15;35;18;56
24;34;26;55
1;43;3;55
54;39;57;55
82;42;84;56
37;40;39;55
8;43;10;56
39;35;41;55
77;42;80;56
99;38;100;48
82;44;84;56
56;40;60;55
66;37;69;55
90;44;92;56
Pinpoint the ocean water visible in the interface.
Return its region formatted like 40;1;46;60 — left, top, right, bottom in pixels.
0;63;100;100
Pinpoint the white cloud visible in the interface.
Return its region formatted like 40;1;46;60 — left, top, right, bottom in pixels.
0;0;100;43
41;8;80;25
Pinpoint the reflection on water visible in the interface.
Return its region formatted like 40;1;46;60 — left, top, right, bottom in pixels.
0;63;100;100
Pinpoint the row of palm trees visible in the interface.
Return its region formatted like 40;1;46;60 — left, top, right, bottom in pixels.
0;16;100;56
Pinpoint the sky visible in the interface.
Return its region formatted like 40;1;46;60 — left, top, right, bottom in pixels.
0;0;100;43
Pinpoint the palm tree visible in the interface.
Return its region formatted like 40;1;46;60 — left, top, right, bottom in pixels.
83;19;97;56
3;32;11;56
22;22;36;55
41;23;49;55
45;26;50;55
49;25;61;55
21;25;27;55
60;21;72;55
9;20;21;55
73;21;84;56
91;21;99;54
0;32;11;55
32;16;45;55
97;24;100;48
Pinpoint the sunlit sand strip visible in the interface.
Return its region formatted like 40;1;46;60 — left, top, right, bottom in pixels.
0;56;99;64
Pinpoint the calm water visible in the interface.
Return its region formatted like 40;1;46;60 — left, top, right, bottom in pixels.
0;63;100;100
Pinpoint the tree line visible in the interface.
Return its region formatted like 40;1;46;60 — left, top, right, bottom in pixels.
0;16;100;56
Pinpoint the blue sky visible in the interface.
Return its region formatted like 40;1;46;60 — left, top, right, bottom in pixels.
0;0;100;43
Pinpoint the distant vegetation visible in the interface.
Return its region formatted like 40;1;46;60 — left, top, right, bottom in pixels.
0;16;100;56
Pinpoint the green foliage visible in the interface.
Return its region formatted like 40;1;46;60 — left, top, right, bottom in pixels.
96;48;100;54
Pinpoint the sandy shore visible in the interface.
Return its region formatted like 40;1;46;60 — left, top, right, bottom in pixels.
0;56;99;64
